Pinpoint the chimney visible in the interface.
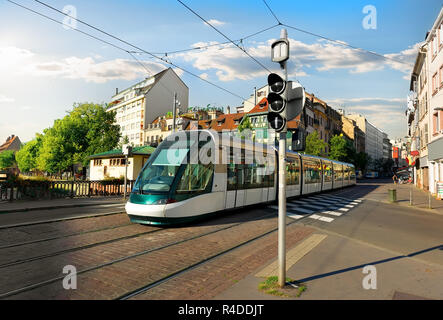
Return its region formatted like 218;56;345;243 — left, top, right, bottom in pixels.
116;88;119;95
227;106;230;114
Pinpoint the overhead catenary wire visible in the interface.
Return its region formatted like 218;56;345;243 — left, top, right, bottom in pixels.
259;0;414;68
262;0;282;25
176;0;273;73
10;0;258;106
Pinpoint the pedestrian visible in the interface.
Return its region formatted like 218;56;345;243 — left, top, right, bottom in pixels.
392;173;398;184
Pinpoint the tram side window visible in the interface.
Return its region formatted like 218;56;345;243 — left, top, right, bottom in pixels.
350;167;356;180
305;160;321;184
323;162;332;182
286;159;300;185
334;165;342;181
176;163;214;194
227;163;237;191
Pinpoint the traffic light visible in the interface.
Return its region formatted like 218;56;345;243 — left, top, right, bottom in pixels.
267;73;306;133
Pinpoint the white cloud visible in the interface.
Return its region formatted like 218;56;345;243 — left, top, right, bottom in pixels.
205;19;226;27
200;72;209;80
26;56;168;83
0;94;15;103
0;46;170;83
173;38;419;82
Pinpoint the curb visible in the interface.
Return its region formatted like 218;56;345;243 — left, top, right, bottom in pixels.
365;197;443;216
0;201;126;214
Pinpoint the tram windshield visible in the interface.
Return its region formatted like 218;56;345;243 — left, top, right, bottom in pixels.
135;140;191;193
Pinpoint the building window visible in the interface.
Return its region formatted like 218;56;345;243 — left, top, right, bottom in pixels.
94;159;102;166
432;72;438;94
438;112;440;135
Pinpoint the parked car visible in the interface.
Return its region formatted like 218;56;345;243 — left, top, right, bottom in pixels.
365;171;379;178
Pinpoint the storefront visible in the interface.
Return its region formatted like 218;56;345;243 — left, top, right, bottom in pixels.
428;137;443;195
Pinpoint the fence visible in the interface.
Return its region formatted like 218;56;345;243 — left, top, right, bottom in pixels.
0;180;135;202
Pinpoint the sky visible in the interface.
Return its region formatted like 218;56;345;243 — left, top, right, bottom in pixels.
0;0;442;143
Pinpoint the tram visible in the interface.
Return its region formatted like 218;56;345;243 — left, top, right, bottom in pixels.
125;130;356;225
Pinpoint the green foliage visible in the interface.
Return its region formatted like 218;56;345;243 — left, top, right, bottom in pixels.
354;152;370;172
237;115;253;133
36;103;121;173
0;150;16;169
305;131;327;157
15;134;43;172
166;111;173;118
329;134;347;161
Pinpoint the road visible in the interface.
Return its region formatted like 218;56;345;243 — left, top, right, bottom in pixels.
0;180;442;300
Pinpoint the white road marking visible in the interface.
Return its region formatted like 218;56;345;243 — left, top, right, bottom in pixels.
344;204;355;208
309;214;334;222
337;207;350;212
322;211;343;216
287;211;304;219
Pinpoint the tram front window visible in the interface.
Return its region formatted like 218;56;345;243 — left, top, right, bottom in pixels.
136;147;189;193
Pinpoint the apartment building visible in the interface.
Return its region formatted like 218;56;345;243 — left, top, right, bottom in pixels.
426;9;443;195
408;8;443;194
346;113;386;163
107;68;188;147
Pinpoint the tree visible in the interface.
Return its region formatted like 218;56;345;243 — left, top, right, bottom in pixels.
305;131;327;157
237;115;253;140
354;152;370;173
15;134;43;172
329;134;347;161
0;150;16;169
36;103;121;174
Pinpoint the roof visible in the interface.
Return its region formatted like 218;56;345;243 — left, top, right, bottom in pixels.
89;145;156;159
248;98;268;114
0;135;21;153
111;68;169;99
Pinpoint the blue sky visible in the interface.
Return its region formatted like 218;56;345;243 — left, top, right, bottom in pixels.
0;0;442;143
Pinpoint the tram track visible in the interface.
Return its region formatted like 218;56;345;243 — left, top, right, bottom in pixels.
1;202;330;300
0;220;133;250
116;212;307;300
0;210;125;230
0;225;161;268
0;210;279;299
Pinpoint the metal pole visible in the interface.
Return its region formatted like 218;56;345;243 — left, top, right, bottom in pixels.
124;155;128;200
254;86;257;107
172;92;177;133
428;191;432;209
278;55;288;288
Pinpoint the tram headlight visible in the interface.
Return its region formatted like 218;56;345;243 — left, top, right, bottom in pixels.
153;198;177;205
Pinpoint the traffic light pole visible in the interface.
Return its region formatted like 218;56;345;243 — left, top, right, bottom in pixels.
278;59;288;288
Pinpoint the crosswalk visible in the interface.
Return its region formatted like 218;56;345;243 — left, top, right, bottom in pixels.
268;194;365;224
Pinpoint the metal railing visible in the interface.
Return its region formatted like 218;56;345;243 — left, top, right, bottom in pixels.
0;180;135;202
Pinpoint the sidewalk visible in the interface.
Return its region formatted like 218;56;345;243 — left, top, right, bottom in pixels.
362;181;443;214
0;196;126;214
216;231;443;300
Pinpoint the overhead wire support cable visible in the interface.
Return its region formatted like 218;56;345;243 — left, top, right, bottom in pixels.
262;0;282;25
176;0;272;73
282;23;414;68
16;0;252;103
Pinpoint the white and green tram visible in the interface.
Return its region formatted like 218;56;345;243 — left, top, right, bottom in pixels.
125;130;356;225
